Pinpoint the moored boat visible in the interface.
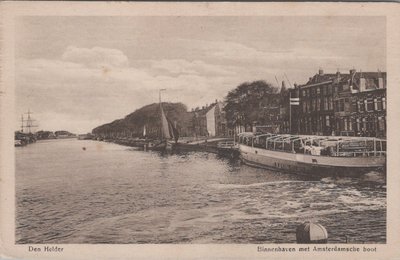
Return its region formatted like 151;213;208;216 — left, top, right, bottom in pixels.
145;89;179;152
238;132;386;176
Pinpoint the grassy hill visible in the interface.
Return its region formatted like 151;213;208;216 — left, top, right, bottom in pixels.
92;102;189;138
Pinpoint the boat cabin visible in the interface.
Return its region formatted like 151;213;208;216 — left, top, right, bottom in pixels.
238;132;386;158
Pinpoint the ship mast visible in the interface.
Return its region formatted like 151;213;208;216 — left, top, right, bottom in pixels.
21;114;24;132
24;109;38;134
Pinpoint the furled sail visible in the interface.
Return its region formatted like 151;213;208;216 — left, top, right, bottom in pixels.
167;118;179;143
160;104;171;140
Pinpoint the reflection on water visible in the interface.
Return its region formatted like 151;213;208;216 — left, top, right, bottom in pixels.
16;139;386;244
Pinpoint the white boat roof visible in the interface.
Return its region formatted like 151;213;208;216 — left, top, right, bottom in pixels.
237;132;386;143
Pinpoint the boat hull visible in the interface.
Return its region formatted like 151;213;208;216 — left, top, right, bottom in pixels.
239;144;385;176
146;140;174;151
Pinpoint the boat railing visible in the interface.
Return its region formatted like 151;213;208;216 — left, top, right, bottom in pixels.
333;151;386;157
238;132;386;158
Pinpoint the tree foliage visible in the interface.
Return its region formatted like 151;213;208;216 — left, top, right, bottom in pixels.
223;80;280;128
92;102;188;138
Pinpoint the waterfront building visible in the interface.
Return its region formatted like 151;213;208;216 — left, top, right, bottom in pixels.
298;69;337;136
297;69;386;138
278;82;300;134
214;101;232;137
190;101;231;137
333;70;386;137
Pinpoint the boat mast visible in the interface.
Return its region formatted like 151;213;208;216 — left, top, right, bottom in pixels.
24;109;38;134
21;114;24;132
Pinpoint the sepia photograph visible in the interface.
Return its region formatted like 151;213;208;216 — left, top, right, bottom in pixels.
1;2;400;260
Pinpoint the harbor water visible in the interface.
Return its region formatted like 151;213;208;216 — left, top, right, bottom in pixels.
16;139;386;244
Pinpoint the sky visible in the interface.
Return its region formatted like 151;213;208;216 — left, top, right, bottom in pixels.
15;16;386;133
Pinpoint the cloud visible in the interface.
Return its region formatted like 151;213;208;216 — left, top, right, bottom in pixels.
172;38;349;71
62;46;129;68
16;46;243;132
148;59;235;77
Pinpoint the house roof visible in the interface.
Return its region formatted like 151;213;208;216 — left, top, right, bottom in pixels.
300;70;386;90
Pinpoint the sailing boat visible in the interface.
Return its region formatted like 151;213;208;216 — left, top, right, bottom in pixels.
146;89;179;151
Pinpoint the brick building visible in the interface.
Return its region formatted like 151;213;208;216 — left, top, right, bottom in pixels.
298;69;336;135
297;69;386;137
334;70;386;137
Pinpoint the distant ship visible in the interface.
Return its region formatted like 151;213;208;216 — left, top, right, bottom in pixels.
238;132;386;176
15;110;38;147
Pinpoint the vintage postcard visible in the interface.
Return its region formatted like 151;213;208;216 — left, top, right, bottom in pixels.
1;1;400;259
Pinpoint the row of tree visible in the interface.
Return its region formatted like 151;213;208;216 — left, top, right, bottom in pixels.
92;102;190;138
224;80;286;129
92;80;285;138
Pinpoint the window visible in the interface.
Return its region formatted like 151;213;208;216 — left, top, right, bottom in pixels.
303;102;307;113
328;85;333;94
317;98;321;111
358;100;364;112
328;97;333;110
337;99;345;112
324;97;328;110
317;87;320;95
322;86;327;95
366;98;374;111
311;100;316;111
376;98;383;110
344;98;350;112
382;97;386;110
362;118;367;131
302;90;306;97
352;100;358;112
326;115;330;126
378;116;385;131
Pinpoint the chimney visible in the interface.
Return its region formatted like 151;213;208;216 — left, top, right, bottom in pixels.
281;81;286;92
359;76;366;92
318;69;324;75
378;77;384;88
336;70;341;82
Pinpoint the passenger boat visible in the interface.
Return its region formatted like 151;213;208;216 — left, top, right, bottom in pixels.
237;132;386;176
